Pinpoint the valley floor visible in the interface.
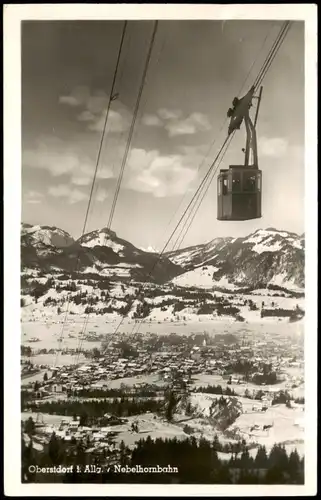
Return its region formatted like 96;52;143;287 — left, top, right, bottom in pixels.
21;314;305;484
21;314;303;363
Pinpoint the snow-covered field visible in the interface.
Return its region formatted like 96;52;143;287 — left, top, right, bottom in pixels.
180;394;304;457
111;413;188;448
21;411;74;425
190;374;304;398
230;402;305;456
92;373;164;389
172;266;220;288
21;315;303;352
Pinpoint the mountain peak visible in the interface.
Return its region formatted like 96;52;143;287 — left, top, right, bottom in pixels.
21;223;75;248
77;227;124;253
98;227;117;238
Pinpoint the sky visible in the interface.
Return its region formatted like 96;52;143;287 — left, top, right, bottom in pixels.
21;20;304;251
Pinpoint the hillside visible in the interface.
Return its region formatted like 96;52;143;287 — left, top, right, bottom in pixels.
20;223;305;322
167;228;304;291
21;224;182;284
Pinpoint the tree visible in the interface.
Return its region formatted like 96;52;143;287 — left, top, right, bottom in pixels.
255;445;268;469
287;449;301;481
48;432;61;465
185;401;193;416
119;440;127;466
24;417;35;436
255;390;264;401
212;434;221;452
244;388;251;399
21;435;35;482
240;449;253;469
21;345;32;357
165;391;179;422
43;372;48;382
268;444;289;472
92;347;101;359
79;412;88;427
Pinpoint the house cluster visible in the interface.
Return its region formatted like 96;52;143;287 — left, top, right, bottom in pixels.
22;415;129;459
21;358;44;378
22;328;303;402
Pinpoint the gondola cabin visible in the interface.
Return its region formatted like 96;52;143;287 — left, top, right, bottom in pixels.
217;165;262;221
217;85;263;221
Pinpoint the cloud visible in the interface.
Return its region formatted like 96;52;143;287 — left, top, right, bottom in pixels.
165;112;212;137
88;109;130;134
48;184;88;204
23;143;77;177
22;134;205;201
59;86;131;134
59;86;91;107
124;148;199;197
141;114;163;127
158;108;183;121
166;121;196;137
59;95;81;107
259;137;289;157
96;188;109;203
78;110;96;122
22;137;114;186
144;108;212;137
23;190;44;204
60;87;211;138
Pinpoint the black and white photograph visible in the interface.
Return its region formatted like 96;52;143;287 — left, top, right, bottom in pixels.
3;4;317;497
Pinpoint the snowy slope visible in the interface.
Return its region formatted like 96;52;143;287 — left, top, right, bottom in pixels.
167;228;304;290
21;223;75;248
78;228;125;254
166;237;233;269
172;265;220;289
21;223;304;304
21;224;182;284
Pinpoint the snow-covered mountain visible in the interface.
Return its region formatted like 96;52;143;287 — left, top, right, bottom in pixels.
167;228;304;291
20;223;305;322
21;223;304;291
21;224;182;284
139;246;158;253
21;223;75;248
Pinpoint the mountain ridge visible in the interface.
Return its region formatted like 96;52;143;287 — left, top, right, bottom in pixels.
21;222;305;290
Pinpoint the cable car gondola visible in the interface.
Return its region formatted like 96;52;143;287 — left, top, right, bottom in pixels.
217;85;263;221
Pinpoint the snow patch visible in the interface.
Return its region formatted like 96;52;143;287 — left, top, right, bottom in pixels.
172;265;219;289
81;232;124;253
251;240;283;254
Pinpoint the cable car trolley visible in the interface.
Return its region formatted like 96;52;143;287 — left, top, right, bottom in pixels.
217;85;263;221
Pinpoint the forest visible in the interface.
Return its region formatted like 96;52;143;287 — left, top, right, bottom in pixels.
22;430;304;484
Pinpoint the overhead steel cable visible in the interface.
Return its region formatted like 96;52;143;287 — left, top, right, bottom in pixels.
130;21;293;338
107;21;159;232
109;135;231;341
101;19;293;349
53;21;128;368
131;134;234;334
160;23;275;254
102;21;286;345
76;21;159;363
253;21;291;89
176;133;235;250
255;23;292;88
165;24;276;253
172;22;292;252
72;25;133;366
